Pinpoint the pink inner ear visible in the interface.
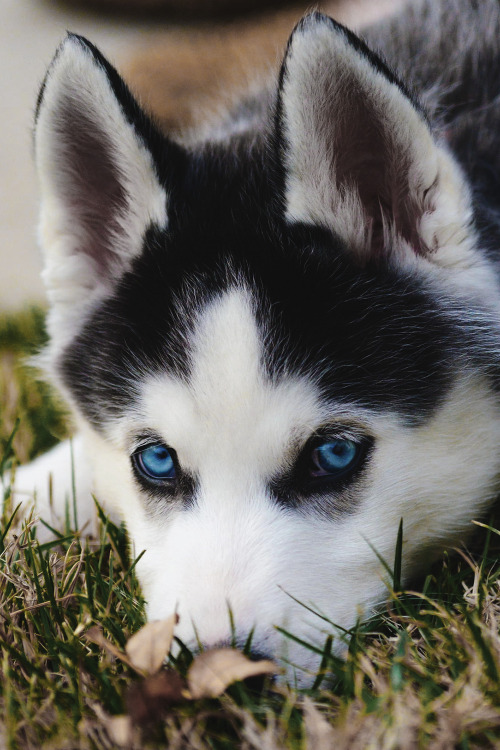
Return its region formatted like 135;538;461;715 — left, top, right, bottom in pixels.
55;101;128;275
331;86;429;259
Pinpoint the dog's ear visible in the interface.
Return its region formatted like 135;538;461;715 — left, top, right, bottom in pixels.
277;13;472;267
35;34;182;348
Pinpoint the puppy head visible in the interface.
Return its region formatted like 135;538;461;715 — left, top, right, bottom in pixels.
34;19;500;681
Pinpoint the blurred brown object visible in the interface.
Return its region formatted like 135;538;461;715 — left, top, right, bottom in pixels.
59;0;298;15
123;0;402;134
124;8;303;134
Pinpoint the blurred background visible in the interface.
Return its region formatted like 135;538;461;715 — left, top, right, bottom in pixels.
0;0;400;312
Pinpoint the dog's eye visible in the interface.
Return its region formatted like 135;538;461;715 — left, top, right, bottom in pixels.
134;443;176;480
309;439;360;478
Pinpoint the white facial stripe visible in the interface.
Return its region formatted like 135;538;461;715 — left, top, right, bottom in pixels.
140;288;324;483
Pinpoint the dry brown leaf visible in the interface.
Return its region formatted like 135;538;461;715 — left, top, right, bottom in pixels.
125;614;178;675
126;671;187;725
107;715;133;747
187;647;278;699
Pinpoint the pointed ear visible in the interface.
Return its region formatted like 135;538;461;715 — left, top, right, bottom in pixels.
277;13;473;266
35;34;179;347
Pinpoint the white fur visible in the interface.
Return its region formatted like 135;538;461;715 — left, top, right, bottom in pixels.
10;436;98;540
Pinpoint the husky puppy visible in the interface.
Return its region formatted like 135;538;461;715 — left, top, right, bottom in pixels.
12;0;500;680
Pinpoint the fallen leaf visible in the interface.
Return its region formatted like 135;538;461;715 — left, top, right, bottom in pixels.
107;715;133;747
126;671;187;725
187;648;278;699
125;614;178;675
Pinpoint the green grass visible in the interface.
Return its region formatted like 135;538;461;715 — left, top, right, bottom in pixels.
0;307;69;463
0;308;499;749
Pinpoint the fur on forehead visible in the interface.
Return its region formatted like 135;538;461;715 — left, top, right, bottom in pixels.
277;12;475;271
135;287;328;475
56;213;500;433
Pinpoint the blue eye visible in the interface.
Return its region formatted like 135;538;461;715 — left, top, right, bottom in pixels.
310;439;359;478
135;443;176;480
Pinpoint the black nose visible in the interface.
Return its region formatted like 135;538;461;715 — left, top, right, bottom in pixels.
199;634;273;660
246;649;274;663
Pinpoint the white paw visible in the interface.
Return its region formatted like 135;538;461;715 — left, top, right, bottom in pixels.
6;436;98;540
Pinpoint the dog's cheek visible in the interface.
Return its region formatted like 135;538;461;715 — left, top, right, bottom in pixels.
354;374;500;576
